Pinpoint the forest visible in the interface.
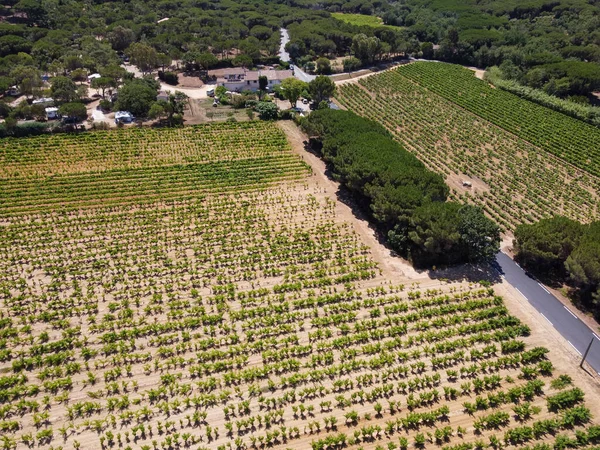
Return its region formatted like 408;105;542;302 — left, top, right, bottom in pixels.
1;0;600;101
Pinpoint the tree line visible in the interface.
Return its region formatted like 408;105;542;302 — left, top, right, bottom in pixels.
514;217;600;314
301;109;500;268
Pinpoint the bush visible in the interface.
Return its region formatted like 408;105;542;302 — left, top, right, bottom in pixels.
158;71;178;85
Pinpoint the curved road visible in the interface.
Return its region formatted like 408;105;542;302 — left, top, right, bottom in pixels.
495;252;600;374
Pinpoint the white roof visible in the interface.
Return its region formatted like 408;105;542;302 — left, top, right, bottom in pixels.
45;107;59;112
115;111;133;119
32;97;54;104
157;17;169;23
88;73;102;79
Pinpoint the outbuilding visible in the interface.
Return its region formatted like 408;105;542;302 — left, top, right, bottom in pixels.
45;107;59;120
115;111;134;124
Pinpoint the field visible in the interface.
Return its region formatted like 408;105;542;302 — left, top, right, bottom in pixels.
336;64;600;230
331;13;399;29
0;121;599;450
396;63;600;179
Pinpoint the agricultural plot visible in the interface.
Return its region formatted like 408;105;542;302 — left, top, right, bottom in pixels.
396;63;600;179
331;13;398;29
0;121;597;450
336;70;600;230
0;123;308;217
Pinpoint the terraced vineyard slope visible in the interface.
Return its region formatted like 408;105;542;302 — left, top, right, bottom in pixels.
336;67;600;230
0;122;597;450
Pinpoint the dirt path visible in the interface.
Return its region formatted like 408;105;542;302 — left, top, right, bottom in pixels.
278;120;600;399
278;120;422;280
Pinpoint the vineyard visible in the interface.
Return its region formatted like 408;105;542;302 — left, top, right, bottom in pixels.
395;63;600;179
0;123;309;217
0;121;598;450
336;67;600;230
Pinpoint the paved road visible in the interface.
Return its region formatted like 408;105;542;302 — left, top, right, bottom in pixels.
279;28;290;63
494;252;600;374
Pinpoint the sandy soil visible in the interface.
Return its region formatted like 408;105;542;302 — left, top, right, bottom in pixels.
279;120;600;398
278;120;422;280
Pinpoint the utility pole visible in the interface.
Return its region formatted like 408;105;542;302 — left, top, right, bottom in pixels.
580;337;594;368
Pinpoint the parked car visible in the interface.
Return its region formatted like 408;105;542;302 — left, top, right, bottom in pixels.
302;98;309;104
207;88;215;97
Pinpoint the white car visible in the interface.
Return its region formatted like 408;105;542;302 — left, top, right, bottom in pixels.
302;98;309;104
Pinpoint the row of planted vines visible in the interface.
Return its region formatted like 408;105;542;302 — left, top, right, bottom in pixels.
336;68;600;230
0;123;310;217
395;62;600;179
0;121;597;450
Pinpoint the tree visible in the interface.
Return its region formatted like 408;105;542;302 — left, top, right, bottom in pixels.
58;102;87;122
404;202;463;267
233;54;253;68
309;76;336;105
127;43;158;75
100;64;127;85
14;0;47;26
351;33;382;65
514;216;584;277
107;26;135;52
115;78;159;117
148;101;168;122
259;75;268;92
457;205;500;263
565;222;600;303
148;91;187;126
255;102;278;120
51;76;78;104
91;77;116;99
10;65;42;98
421;42;434;59
343;57;361;73
316;58;331;75
280;78;308;108
195;53;218;70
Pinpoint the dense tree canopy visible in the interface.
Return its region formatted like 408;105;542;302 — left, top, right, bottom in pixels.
302;109;499;268
0;0;599;100
514;217;600;312
114;78;160;117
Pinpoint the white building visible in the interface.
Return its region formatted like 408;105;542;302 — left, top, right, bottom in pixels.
32;97;54;106
88;73;102;83
115;111;134;124
45;107;59;120
217;69;293;92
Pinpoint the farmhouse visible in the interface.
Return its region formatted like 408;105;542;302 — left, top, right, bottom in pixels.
216;69;293;92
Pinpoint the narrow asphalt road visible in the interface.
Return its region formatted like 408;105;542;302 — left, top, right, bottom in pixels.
495;252;600;374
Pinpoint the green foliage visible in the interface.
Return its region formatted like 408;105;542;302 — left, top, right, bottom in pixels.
546;388;585;412
565;222;600;303
50;76;78;104
255;102;278;120
302;109;497;267
280;78;308;107
514;216;584;278
58;102;87;122
309;76;336;105
115;78;159;117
